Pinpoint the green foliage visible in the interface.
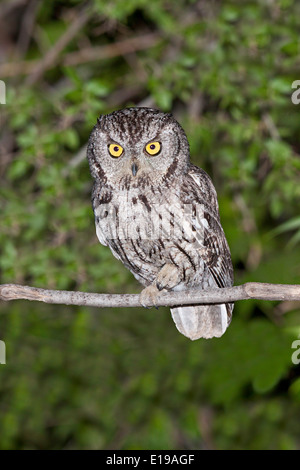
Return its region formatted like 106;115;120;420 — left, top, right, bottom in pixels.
0;0;300;450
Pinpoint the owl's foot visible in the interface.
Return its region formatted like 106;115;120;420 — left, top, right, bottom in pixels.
139;264;181;308
156;263;181;291
139;284;160;309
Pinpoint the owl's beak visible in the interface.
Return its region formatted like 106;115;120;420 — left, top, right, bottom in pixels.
131;162;138;177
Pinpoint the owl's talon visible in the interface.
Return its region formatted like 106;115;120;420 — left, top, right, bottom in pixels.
156;263;181;291
139;285;160;309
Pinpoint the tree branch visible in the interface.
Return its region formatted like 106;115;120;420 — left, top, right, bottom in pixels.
26;5;93;85
1;283;300;309
0;33;160;78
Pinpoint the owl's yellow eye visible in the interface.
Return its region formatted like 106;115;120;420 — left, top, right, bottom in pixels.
108;143;124;158
145;141;161;156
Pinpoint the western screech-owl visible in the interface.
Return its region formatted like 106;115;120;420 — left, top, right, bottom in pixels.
87;107;234;340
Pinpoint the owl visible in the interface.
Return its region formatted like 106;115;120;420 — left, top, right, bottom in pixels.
87;107;234;340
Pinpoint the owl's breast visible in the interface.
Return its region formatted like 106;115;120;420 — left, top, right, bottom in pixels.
93;186;208;287
94;189;169;284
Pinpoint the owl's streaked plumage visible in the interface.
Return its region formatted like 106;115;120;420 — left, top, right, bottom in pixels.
87;107;234;340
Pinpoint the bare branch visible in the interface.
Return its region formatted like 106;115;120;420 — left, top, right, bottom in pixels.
26;6;93;85
1;283;300;309
0;33;160;78
63;33;159;67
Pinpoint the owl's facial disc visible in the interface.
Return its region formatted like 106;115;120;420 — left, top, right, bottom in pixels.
106;136;166;180
87;107;190;186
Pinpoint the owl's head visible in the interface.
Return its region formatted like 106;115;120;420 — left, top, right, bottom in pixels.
87;107;190;188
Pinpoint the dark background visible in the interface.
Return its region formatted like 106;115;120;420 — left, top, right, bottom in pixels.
0;0;300;449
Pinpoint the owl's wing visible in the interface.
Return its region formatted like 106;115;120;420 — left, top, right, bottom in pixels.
185;165;234;289
171;166;234;340
91;181;110;247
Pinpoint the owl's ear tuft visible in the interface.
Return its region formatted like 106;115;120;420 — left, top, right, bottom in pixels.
97;115;104;129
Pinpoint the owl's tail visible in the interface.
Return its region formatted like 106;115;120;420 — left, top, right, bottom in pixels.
170;303;232;340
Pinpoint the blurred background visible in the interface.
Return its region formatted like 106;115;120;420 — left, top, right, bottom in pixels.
0;0;300;450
